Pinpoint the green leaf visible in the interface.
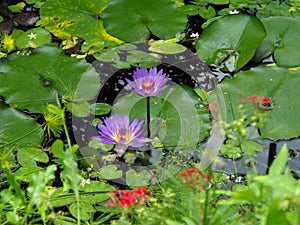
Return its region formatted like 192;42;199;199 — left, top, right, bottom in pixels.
148;40;186;54
99;165;123;180
89;103;111;115
210;66;300;140
15;28;52;49
198;6;216;20
8;2;25;12
0;16;4;23
196;14;266;71
102;0;187;42
126;169;151;186
0;103;43;148
254;17;300;67
51;139;65;158
206;0;229;4
269;144;288;176
240;140;263;157
68;101;90;117
17;148;49;167
0;46;99;113
39;0;122;52
69;202;95;220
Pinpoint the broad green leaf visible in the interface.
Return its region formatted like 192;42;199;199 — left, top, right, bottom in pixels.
17;147;49;167
0;46;99;113
8;2;25;12
15;28;52;49
0;103;43;148
269;144;288;176
209;66;300;140
102;0;187;42
39;0;122;53
196;14;266;71
80;180;115;192
199;6;216;20
99;165;123;180
254;17;300;67
206;0;229;4
126;169;152;186
266;202;289;225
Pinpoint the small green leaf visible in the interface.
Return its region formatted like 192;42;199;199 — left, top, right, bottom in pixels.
89;103;112;115
199;6;216;20
126;169;151;186
99;165;123;180
148;39;186;54
69;202;95;220
8;2;25;12
51;139;65;158
68;101;90;117
241;140;263;157
0;16;4;23
269;144;288;176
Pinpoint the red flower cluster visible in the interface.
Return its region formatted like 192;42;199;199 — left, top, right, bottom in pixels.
179;168;212;189
247;96;272;104
107;187;149;209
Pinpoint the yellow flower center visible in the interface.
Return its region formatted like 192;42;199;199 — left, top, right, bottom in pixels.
113;128;132;144
142;80;154;93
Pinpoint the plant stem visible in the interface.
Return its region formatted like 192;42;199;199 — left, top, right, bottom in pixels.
146;97;151;138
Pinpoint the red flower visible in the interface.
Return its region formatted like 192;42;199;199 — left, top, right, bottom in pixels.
247;95;258;101
207;101;217;112
258;97;272;104
106;187;149;209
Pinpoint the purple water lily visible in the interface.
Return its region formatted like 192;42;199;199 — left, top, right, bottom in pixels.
125;67;169;97
92;114;151;157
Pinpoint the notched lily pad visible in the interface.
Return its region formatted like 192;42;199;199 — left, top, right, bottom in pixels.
102;0;187;42
0;46;99;113
254;17;300;67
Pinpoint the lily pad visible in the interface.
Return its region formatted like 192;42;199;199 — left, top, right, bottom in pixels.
210;66;300;140
99;165;123;180
0;103;43;148
15;28;52;49
17;147;49;167
126;169;152;187
0;46;99;113
39;0;122;53
102;0;187;42
254;17;300;67
196;14;266;71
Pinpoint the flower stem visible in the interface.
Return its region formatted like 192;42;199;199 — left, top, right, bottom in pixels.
146;97;151;138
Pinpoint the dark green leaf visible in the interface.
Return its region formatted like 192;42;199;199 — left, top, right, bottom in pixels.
89;103;111;115
102;0;187;42
196;14;266;71
17;147;49;167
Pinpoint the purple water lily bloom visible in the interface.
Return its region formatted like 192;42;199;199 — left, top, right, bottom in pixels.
125;67;169;97
92;114;151;157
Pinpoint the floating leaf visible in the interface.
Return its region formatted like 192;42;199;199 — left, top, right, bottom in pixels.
102;0;187;42
0;103;43;148
148;39;186;54
196;14;265;71
15;28;52;49
240;140;263;157
99;165;123;180
0;46;99;113
39;0;122;53
210;66;300;140
126;169;152;186
89;103;112;115
254;17;300;67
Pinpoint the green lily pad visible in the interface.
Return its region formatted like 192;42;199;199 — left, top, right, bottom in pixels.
126;169;152;187
0;46;99;113
196;14;266;71
39;0;122;53
254;17;300;67
210;66;300;140
0;103;43;148
102;0;187;42
15;28;52;49
99;165;123;180
148;39;186;54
